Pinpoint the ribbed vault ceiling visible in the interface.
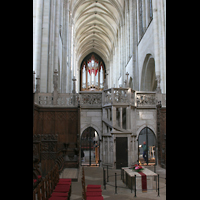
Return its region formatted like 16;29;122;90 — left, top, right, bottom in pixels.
71;0;124;65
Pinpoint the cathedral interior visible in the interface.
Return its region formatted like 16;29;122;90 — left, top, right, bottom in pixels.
33;0;166;199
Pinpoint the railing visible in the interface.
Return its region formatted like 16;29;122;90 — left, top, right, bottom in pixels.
35;93;78;107
104;88;112;105
57;93;78;107
35;88;165;108
103;165;160;197
103;88;157;108
79;91;102;108
136;91;156;108
37;93;53;105
33;70;165;108
103;88;133;106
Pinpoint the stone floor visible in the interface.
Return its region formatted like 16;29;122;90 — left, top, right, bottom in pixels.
59;168;79;181
60;165;166;200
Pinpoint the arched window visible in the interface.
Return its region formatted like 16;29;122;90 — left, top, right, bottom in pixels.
141;54;156;91
80;53;105;91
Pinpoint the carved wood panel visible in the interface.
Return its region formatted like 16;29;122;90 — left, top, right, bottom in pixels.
33;106;79;147
33;106;80;173
43;112;55;134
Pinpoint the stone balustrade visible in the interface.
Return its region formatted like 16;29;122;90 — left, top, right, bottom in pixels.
103;88;132;106
34;88;165;108
102;88;165;108
136;91;157;108
79;91;102;108
102;88;136;107
35;93;78;107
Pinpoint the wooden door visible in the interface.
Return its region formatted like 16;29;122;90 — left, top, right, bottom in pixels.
116;137;128;169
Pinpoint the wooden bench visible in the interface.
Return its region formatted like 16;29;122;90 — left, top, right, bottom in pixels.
33;166;42;190
33;164;72;200
81;166;104;200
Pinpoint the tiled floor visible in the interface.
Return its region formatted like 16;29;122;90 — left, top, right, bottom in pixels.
60;165;166;200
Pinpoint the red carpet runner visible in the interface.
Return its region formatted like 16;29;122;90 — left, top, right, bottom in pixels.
138;171;147;192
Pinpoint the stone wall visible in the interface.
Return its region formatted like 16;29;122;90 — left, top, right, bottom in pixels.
80;109;102;138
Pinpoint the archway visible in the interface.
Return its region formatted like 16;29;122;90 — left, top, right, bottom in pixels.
81;126;100;166
141;54;157;91
138;127;156;166
80;52;106;91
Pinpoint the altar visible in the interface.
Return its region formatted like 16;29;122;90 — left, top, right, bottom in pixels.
121;167;157;191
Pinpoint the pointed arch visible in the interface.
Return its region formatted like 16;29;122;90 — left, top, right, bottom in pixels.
136;124;156;140
80;124;102;141
140;54;157;91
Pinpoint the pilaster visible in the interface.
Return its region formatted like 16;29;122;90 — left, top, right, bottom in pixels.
119;107;122;128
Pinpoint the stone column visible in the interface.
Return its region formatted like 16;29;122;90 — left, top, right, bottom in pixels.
72;76;77;105
129;0;134;57
33;71;36;93
72;76;76;94
61;0;67;93
152;0;161;80
53;0;60;91
98;66;100;90
112;106;116;127
126;106;130;129
53;69;59;105
33;0;43;77
136;0;140;42
156;75;161;93
142;0;146;31
119;107;122;128
66;0;71;93
104;73;108;89
126;72;129;87
108;108;110;121
160;0;166;93
36;76;41;93
146;0;150;26
157;0;164;94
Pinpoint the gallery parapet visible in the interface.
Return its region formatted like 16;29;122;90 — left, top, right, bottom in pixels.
136;91;157;108
34;87;165;108
102;88;166;108
79;91;102;108
34;93;79;107
102;87;135;107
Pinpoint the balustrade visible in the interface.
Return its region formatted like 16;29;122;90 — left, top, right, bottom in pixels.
33;70;164;108
34;88;163;108
37;93;53;105
35;93;78;107
136;92;156;107
79;91;102;108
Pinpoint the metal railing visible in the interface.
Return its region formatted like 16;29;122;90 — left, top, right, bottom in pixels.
103;165;161;197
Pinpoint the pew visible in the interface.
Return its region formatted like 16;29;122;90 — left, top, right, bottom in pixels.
33;163;72;200
49;164;72;200
33;166;42;189
81;166;104;200
82;167;86;200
